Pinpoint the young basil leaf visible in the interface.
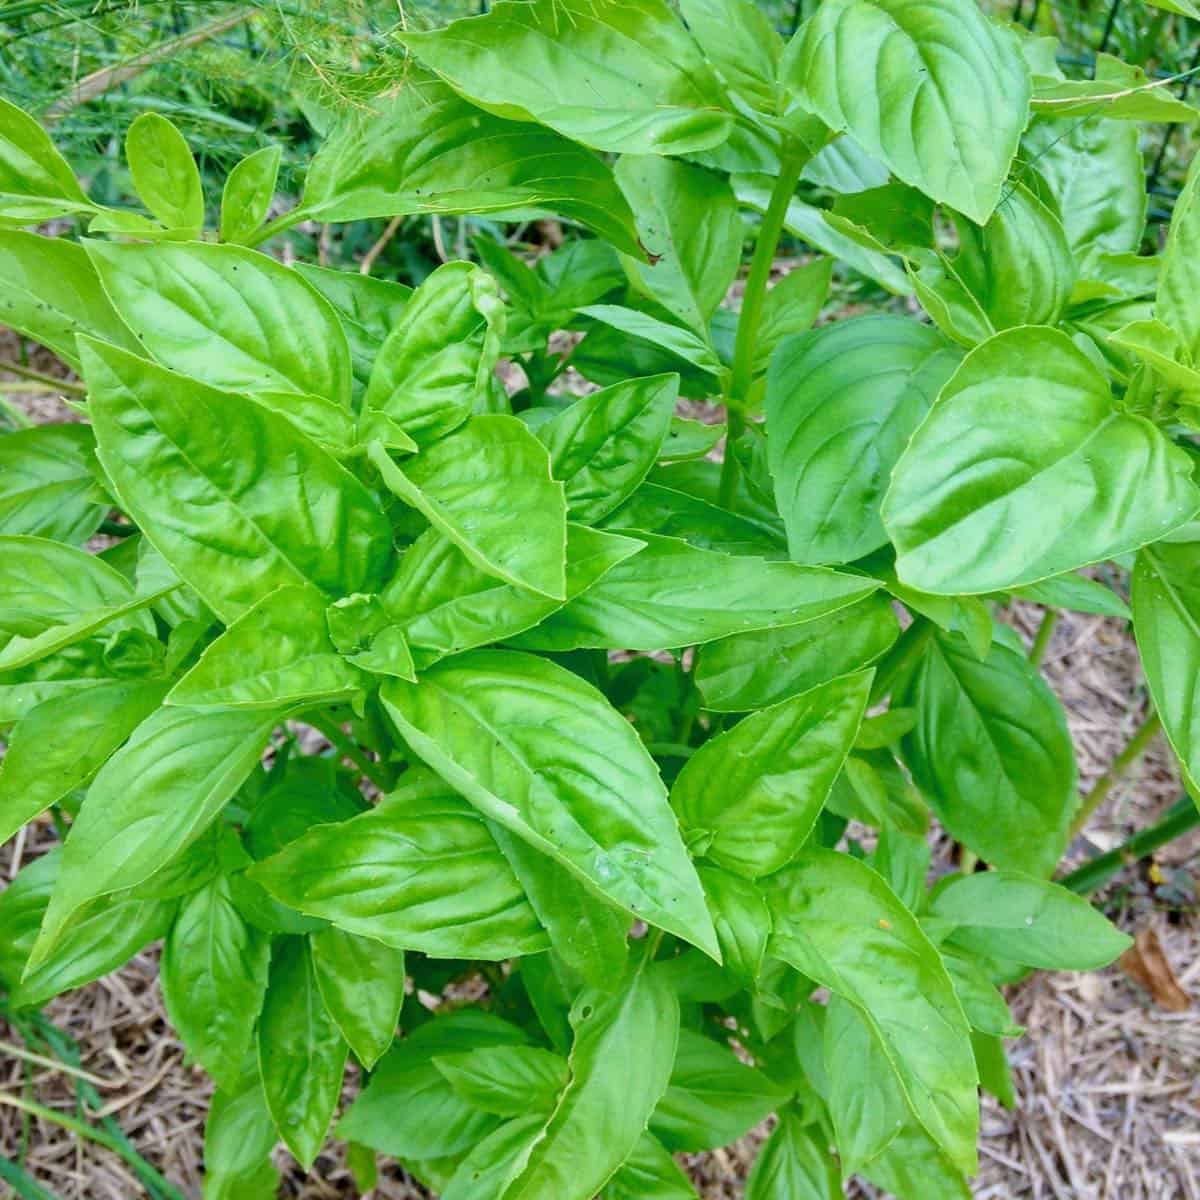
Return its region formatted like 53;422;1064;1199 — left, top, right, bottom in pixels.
883;326;1200;594
578;305;724;378
0;678;168;845
513;532;877;651
754;259;831;373
434;1044;568;1117
369;417;567;600
768;849;978;1175
381;649;719;960
0;95;95;221
161;873;271;1091
399;0;734;157
1011;571;1131;620
501;965;681;1200
26;704;283;973
932;871;1133;970
767;315;960;564
257;935;348;1169
538;374;678;523
0;425;107;545
616;156;742;334
310;927;406;1069
124;112;204;233
81;339;393;623
85;239;353;409
298;75;642;258
0;231;137;366
168;585;367;709
893;626;1076;876
203;1073;281;1200
674;673;871;879
695;594;899;712
219;144;282;245
745;1109;840;1200
786;0;1029;224
604;1132;697;1200
249;769;549;958
659;416;725;463
1159;151;1200;362
361;261;504;449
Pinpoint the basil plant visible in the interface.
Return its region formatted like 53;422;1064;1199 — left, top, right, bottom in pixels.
0;0;1195;1195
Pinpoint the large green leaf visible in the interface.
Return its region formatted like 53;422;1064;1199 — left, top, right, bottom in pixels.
81;339;393;623
27;704;281;972
931;871;1131;970
883;327;1200;594
767;849;978;1174
399;0;733;157
538;375;678;524
615;156;742;333
673;673;871;878
1132;538;1200;797
361;261;503;449
894;626;1076;876
512;532;877;651
370;416;566;600
381;650;718;959
86;240;352;410
0;231;136;366
745;1110;840;1200
501;967;680;1200
787;0;1030;223
249;769;548;958
299;76;642;257
0;425;107;545
161;873;270;1091
767;316;959;564
0;96;95;221
257;936;348;1169
1160;152;1200;362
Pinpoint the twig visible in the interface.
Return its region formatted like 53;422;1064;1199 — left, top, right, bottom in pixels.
308;713;392;792
1070;711;1162;836
0;359;83;396
360;215;403;276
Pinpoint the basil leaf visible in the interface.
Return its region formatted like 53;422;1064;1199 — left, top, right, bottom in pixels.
220;144;282;246
434;1045;568;1117
1160;152;1200;362
754;259;831;373
125;113;204;233
745;1110;840;1200
679;0;780;111
0;425;107;545
381;649;719;960
578;305;724;377
203;1075;281;1200
605;1132;697;1200
0;95;95;221
1011;571;1131;620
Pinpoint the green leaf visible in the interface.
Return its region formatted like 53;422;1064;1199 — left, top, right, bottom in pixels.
884;327;1200;594
257;936;348;1169
249;768;549;958
1133;539;1200;795
1011;571;1130;619
161;873;270;1091
674;673;871;878
767;315;960;564
538;375;678;523
386;523;643;670
361;261;504;449
381;650;718;960
299;75;642;257
605;1133;696;1200
399;0;733;157
513;532;877;651
754;259;832;373
1160;152;1200;363
0;425;107;545
894;627;1076;876
745;1110;839;1200
939;946;1022;1039
1032;54;1200;123
125;113;204;233
696;594;899;713
0;230;137;366
203;1075;281;1200
787;0;1030;223
697;864;769;987
434;1045;568;1117
0;95;94;221
616;156;742;332
442;1115;548;1200
369;417;566;599
932;871;1132;970
501;966;680;1200
169;585;367;709
767;848;978;1174
679;0;780;111
579;305;724;377
0;678;167;845
27;704;281;972
81;339;393;623
311;927;406;1069
86;239;352;411
220;144;282;245
651;1029;786;1152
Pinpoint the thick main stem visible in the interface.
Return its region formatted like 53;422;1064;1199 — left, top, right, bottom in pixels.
718;145;808;508
1070;710;1162;838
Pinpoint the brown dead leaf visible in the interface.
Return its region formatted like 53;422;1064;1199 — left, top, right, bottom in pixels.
1119;928;1191;1012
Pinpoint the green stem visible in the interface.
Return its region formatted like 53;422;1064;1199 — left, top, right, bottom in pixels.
646;742;696;759
0;359;83;395
309;713;391;792
1069;710;1162;838
243;207;306;249
1060;795;1199;894
718;144;808;508
1029;607;1059;666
